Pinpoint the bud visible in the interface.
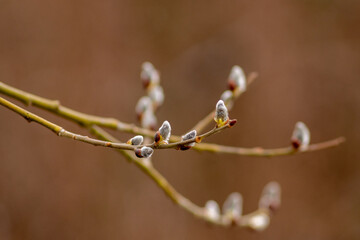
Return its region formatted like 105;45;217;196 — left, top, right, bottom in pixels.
135;96;152;120
228;119;237;128
179;130;197;150
141;62;160;89
154;120;171;144
204;200;220;221
291;121;310;150
141;107;157;130
258;181;281;213
223;192;243;223
214;100;229;127
148;85;164;108
228;65;246;93
220;90;233;104
127;135;144;146
248;212;270;231
134;146;154;158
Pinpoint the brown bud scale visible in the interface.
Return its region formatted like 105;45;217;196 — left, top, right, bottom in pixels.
179;145;191;151
154;131;161;143
135;149;143;158
291;140;300;149
228;80;236;91
229;119;237;127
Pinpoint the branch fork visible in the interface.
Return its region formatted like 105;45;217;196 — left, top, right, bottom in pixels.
0;63;344;231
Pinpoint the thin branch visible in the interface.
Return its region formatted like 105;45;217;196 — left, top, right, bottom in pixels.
89;126;204;215
0;96;63;134
0;81;156;138
153;124;232;149
90;125;273;229
191;72;258;133
0;96;135;149
0;94;275;229
193;137;346;157
0;81;345;230
0;81;345;157
0;96;233;152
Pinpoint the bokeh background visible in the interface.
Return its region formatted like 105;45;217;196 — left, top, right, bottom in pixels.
0;0;359;239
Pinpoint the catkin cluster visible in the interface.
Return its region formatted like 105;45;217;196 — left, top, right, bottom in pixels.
128;63;311;159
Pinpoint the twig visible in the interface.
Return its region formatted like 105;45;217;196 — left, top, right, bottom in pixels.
0;81;156;138
153;124;231;149
0;81;345;157
0;96;63;134
0;96;232;152
194;137;346;157
0;96;135;149
0;94;275;229
90;125;273;228
191;72;258;133
0;81;345;230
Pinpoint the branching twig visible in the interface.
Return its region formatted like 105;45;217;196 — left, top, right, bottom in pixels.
0;81;344;157
0;96;133;149
90;125;273;228
0;77;344;231
0;96;235;152
191;72;258;133
0;94;274;228
0;81;156;137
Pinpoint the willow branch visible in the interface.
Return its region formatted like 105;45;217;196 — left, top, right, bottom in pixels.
153;123;233;149
0;96;63;134
0;81;156;137
193;137;346;157
191;72;258;133
0;96;136;149
0;81;344;230
0;96;234;152
0;94;275;229
89;125;273;228
0;81;345;157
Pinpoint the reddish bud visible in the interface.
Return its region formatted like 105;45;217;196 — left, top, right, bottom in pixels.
228;119;237;127
135;147;154;158
154;131;161;143
291;139;301;149
291;121;310;150
142;78;150;89
228;65;246;93
228;80;237;91
179;145;191;151
135;149;142;158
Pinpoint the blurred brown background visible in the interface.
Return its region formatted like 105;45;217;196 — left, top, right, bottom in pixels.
0;0;359;239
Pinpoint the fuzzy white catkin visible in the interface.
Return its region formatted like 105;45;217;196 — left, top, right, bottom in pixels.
229;65;246;92
128;135;144;146
141;62;160;86
259;181;281;211
291;121;311;149
205;200;220;221
141;107;157;129
248;212;270;231
181;130;197;147
148;85;164;107
140;146;153;158
135;96;152;116
214;100;229;124
220;90;233;103
159;120;171;143
223;192;243;219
